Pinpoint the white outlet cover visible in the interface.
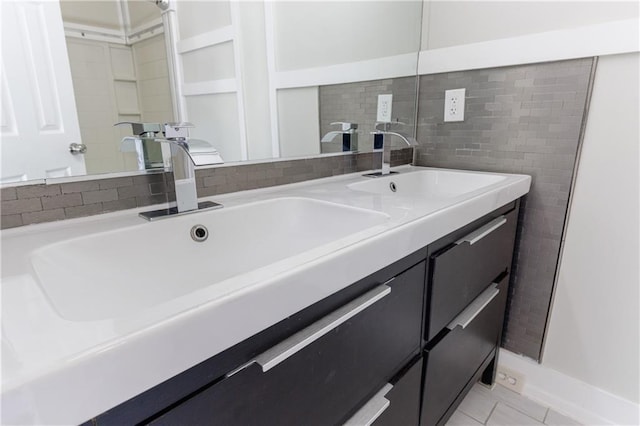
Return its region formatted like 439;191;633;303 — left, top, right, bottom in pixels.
377;94;393;122
444;88;465;122
496;366;525;393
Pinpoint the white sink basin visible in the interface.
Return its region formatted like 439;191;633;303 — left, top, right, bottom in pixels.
29;197;389;321
347;169;506;197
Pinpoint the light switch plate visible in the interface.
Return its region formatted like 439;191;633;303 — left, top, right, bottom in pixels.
377;94;393;122
444;88;465;122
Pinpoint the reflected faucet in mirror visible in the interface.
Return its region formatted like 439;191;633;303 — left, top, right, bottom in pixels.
119;122;165;170
321;122;359;152
364;121;418;178
116;122;224;221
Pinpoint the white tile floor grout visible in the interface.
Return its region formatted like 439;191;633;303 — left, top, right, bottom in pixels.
445;382;582;426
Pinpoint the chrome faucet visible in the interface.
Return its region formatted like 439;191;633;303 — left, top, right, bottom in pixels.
117;122;224;220
364;121;418;178
321;122;359;152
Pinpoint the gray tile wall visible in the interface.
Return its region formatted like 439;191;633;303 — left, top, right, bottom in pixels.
415;58;594;360
319;77;418;153
0;148;412;229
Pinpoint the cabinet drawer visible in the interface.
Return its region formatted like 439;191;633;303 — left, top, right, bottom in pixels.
344;356;423;426
421;274;508;426
149;261;425;426
373;357;423;426
426;208;517;341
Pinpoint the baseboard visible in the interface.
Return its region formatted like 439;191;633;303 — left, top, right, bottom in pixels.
498;349;639;425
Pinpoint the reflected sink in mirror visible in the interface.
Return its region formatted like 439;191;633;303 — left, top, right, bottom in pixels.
29;197;389;321
347;170;506;198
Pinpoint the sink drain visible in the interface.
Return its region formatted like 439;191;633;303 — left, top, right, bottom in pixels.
190;225;209;242
389;182;397;192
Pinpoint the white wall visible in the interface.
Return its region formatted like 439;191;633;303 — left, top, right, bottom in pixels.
186;93;242;162
133;34;173;124
177;0;231;39
273;1;422;71
127;1;160;30
423;1;638;50
59;0;121;30
419;0;639;74
277;87;320;158
182;42;236;82
543;52;640;405
236;1;272;161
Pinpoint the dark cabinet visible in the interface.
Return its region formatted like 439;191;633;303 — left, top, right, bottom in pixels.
426;208;518;342
419;200;519;426
86;200;521;426
421;273;510;426
149;262;425;426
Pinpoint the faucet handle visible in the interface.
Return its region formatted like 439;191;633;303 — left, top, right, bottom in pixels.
330;122;358;131
163;122;195;139
114;122;163;136
164;122;195;129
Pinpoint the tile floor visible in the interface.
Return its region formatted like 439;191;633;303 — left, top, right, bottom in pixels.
445;383;582;426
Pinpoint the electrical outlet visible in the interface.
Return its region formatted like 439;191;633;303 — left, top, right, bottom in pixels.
496;366;525;393
444;88;466;122
377;94;393;122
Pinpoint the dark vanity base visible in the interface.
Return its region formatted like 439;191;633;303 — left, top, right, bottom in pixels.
82;200;520;426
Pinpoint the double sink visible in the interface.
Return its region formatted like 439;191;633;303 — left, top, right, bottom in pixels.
1;166;529;425
30;169;504;322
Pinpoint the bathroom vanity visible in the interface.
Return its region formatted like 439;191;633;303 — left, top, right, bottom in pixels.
0;166;530;425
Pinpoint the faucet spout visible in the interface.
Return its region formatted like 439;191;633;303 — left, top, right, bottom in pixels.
149;137;224;166
321;131;342;143
374;130;418;147
364;121;417;177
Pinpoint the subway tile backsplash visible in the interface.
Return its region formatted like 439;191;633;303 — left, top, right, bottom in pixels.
415;58;594;360
0;149;413;229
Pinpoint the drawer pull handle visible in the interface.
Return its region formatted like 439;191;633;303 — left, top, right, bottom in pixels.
343;383;393;426
456;216;507;245
447;284;500;330
255;282;393;372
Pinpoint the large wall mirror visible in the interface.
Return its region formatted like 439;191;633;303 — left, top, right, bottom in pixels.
0;0;423;184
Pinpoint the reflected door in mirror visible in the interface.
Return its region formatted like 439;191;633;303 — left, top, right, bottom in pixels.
1;1;86;183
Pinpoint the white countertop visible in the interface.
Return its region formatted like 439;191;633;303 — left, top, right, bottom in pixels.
0;165;530;425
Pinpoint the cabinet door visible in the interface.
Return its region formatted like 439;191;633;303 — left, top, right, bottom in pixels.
426;209;517;341
149;262;425;426
421;274;509;426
